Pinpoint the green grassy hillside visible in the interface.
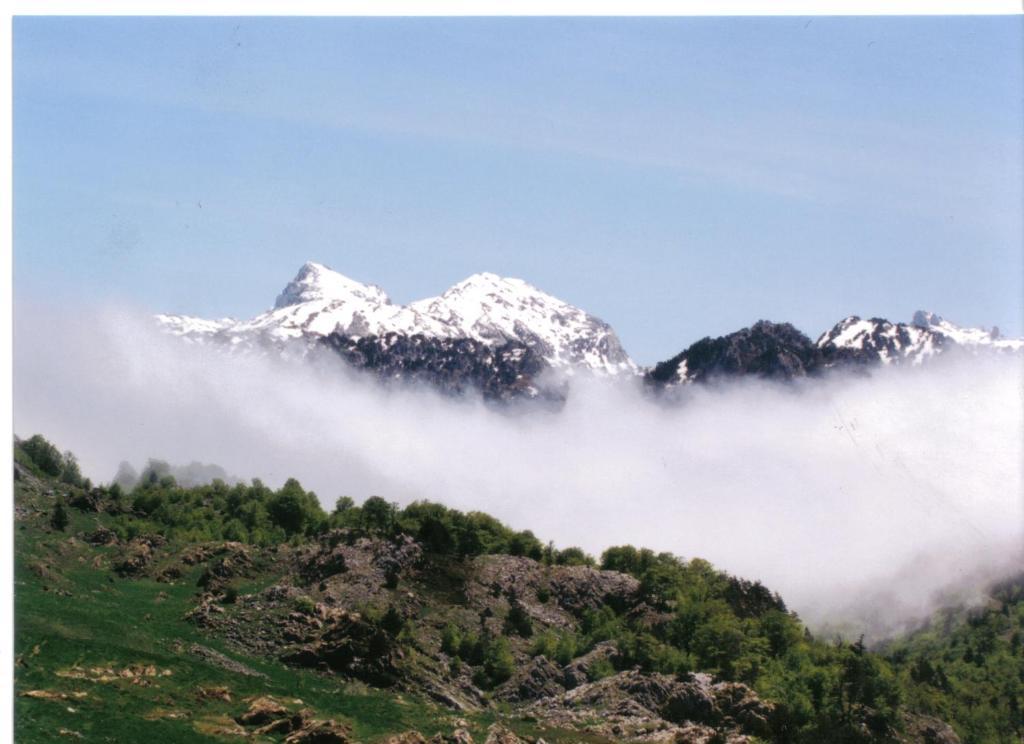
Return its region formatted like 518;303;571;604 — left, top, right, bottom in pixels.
14;434;1014;743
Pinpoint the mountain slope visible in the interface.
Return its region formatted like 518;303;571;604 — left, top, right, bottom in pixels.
15;434;968;743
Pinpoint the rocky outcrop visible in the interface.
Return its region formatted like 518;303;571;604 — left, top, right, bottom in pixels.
280;608;404;686
236;696;289;725
185;643;268;679
467;555;641;637
494;655;564;703
561;641;620;689
196;542;257;590
296;532;422;607
232;696;351;742
899;712;962;744
113;535;165;577
526;670;774;742
85;526;119;546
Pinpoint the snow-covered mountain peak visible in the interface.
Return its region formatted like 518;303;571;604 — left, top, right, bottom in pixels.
274;262;390;310
408;272;637;375
425;272;554;316
442;271;528;294
156;262;638;377
816;310;1022;366
909;309;1019;349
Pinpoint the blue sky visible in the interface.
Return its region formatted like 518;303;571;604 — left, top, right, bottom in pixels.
13;16;1023;364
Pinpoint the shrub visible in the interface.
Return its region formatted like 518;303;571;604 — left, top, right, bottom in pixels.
441;623;462;656
50;499;69;531
380;606;405;636
504;602;533;638
481;636;515;687
555;547;593;566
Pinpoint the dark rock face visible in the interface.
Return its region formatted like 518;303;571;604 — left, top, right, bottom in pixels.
649;321;822;385
320;332;548;401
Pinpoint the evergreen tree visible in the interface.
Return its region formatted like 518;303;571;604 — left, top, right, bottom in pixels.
50;499;69;531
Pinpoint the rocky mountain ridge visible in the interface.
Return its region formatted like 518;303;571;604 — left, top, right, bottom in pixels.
157;262;1021;397
158;262;635;378
648;312;1021;386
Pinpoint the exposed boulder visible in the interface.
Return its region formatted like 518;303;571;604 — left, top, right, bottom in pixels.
236;696;289;726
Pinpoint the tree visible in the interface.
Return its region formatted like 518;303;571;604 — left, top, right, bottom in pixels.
50;499;69;531
555;547;593;567
481;636;515;686
268;478;318;535
361;496;396;535
61;451;84;487
22;434;63;477
504;601;533;638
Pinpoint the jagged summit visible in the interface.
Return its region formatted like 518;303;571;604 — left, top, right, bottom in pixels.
816;311;1021;367
273;262;389;310
911;310;942;328
649;311;1023;387
157;261;637;377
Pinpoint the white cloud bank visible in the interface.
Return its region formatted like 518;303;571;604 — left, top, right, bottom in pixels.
14;303;1024;640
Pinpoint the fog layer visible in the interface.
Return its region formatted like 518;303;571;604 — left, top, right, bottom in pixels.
14;303;1024;639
